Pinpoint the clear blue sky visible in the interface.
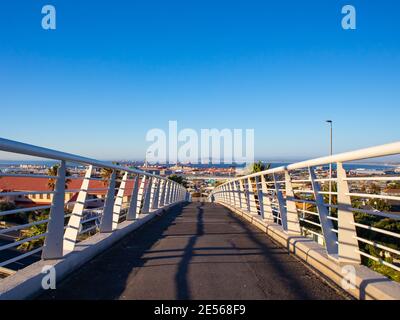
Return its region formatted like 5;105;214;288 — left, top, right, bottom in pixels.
0;0;399;161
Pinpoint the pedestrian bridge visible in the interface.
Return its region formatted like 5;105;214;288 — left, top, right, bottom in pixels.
0;137;400;300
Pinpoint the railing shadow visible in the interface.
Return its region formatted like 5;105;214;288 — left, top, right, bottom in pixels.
37;202;190;300
174;202;204;299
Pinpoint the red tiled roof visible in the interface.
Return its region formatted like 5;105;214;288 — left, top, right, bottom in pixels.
0;177;140;196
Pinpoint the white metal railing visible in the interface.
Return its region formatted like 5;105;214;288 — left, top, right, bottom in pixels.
209;141;400;277
0;137;188;274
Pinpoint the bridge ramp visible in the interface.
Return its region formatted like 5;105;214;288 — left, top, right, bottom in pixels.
39;202;346;300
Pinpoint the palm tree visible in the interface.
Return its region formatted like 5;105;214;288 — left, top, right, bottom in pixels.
100;168;114;186
47;164;71;190
100;162;122;187
250;161;271;173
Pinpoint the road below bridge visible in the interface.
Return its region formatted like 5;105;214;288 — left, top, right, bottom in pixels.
39;202;347;300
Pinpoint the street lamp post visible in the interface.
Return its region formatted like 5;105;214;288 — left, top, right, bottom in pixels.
326;120;333;214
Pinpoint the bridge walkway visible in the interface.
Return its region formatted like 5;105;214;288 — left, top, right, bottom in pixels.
39;202;346;300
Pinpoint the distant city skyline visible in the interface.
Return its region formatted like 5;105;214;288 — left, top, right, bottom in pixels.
1;1;400;160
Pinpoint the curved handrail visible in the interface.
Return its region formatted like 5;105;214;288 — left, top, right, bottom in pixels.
209;140;400;276
0;137;167;181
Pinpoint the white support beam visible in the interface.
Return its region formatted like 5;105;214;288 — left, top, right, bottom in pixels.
234;180;241;209
141;177;153;214
151;178;161;210
126;175;139;220
284;170;301;235
243;179;251;212
42;160;66;259
255;176;264;218
112;171;128;230
247;177;258;215
239;179;246;209
63;165;93;252
230;182;237;207
337;162;361;264
137;175;147;212
164;180;171;205
100;170;117;233
261;174;274;222
273;172;288;229
309;167;338;256
158;179;166;207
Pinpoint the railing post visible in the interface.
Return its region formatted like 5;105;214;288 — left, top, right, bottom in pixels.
272;172;288;230
42;160;66;259
230;182;237;207
99;170;116;232
126;175;139;220
337;162;361;264
227;183;233;206
239;179;246;209
172;183;177;203
168;182;174;204
63;165;93;252
247;177;258;215
261;174;274;222
178;187;183;201
235;180;242;209
223;185;228;203
112;171;128;230
167;181;172;204
151;178;161;210
255;176;264;218
137;175;147;212
284;169;301;234
141;177;153;214
176;185;180;202
309;167;338;256
243;179;251;211
174;183;179;202
164;180;171;205
158;179;166;207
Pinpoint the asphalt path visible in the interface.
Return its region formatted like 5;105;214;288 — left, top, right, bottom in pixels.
38;202;346;300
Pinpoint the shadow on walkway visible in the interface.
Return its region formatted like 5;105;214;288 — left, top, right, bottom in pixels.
37;202;345;300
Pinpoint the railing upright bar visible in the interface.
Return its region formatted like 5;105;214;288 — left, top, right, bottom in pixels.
151;178;161;210
243;179;250;212
337;162;361;264
255;176;264;219
230;182;237;207
141;177;153;214
42;160;66;259
284;170;301;234
112;171;128;230
137;175;147;212
239;179;246;209
261;174;274;222
158;179;166;207
64;165;93;252
272;172;288;229
308;166;338;256
164;180;171;205
247;177;258;215
126;175;139;220
234;180;242;209
99;170;117;233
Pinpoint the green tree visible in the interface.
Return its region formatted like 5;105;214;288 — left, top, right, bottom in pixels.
387;181;400;189
168;175;188;187
47;164;71;190
0;202;25;224
17;209;50;251
250;161;271;173
100;163;122;187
